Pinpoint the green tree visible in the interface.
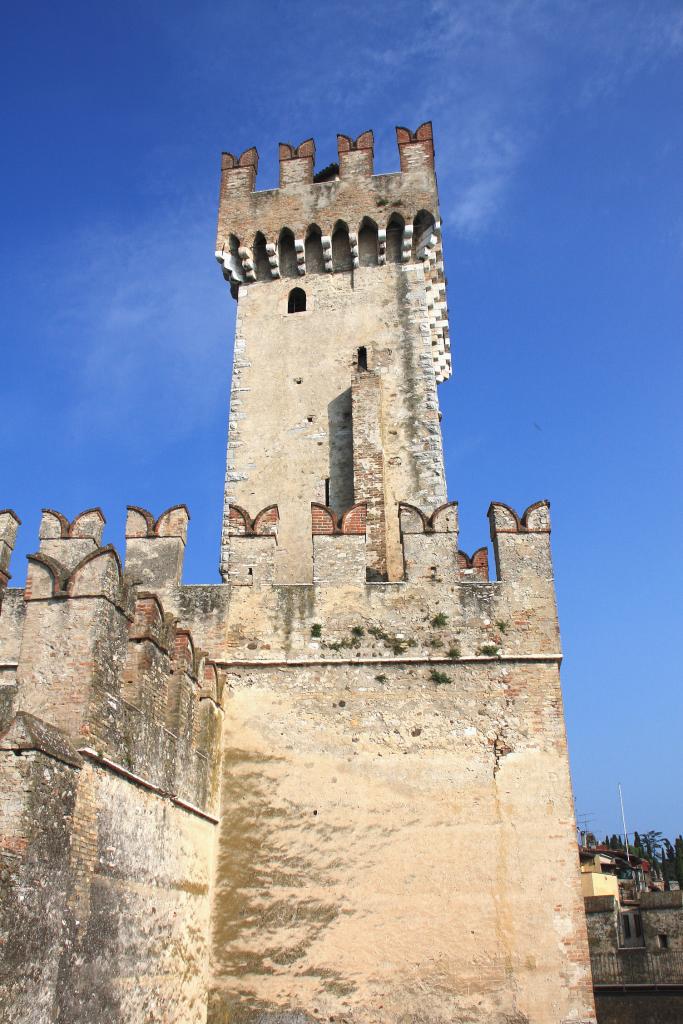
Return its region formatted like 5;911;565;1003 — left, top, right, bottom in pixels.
661;839;675;883
675;836;683;889
641;830;664;876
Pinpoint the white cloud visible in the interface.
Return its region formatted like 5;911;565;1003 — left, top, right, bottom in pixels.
40;0;683;437
339;0;683;233
50;195;232;442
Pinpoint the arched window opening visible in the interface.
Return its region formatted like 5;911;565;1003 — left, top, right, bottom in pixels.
358;219;379;267
385;214;404;264
288;287;306;314
253;232;270;281
279;228;298;278
412;210;436;260
305;225;324;274
357;346;368;371
332;222;352;272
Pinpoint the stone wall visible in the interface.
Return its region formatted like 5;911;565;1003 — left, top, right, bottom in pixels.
0;497;595;1024
209;657;592;1024
585;896;620;956
640;890;683;950
0;508;224;1024
586;891;683;1023
168;497;594;1023
594;993;683;1024
0;747;215;1024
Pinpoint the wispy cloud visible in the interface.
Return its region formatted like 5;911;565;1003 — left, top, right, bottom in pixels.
330;0;683;233
151;0;683;235
40;0;683;438
49;194;231;444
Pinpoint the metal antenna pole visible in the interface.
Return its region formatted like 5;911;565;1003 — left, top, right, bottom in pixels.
619;783;631;865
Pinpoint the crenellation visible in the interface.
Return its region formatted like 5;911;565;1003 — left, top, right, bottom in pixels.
489;500;555;585
125;503;190;590
219;145;259;195
0;513;25;729
166;628;199;756
222;503;280;586
458;546;490;580
18;545;133;741
38;507;106;570
337;129;374;177
0;510;20;592
399;500;460;582
278;138;315;186
121;591;174;719
396;121;436;172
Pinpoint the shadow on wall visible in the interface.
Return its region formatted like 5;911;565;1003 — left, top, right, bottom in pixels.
327;389;354;516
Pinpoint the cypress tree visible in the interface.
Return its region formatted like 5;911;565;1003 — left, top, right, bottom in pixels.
675;836;683;888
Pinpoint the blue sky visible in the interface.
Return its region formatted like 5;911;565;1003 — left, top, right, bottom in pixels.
2;1;682;842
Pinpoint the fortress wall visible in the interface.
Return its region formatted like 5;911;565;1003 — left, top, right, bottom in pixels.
0;590;24;729
208;657;593;1024
0;509;224;1024
202;500;594;1023
0;748;215;1024
61;763;215;1024
0;747;78;1024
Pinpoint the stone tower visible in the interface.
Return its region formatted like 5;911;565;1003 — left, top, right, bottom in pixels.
0;123;597;1024
216;126;449;585
208;124;597;1024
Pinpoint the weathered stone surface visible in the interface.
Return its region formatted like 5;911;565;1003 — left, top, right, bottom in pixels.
0;123;595;1024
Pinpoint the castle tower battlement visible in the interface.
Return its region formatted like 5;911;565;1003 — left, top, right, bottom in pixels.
217;124;451;586
215;125;449;383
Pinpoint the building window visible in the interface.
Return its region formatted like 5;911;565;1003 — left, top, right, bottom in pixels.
288;287;306;313
357;346;368;371
659;934;669;949
622;915;631;939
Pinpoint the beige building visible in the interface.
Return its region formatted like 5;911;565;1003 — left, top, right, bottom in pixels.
580;849;622;899
0;123;596;1024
